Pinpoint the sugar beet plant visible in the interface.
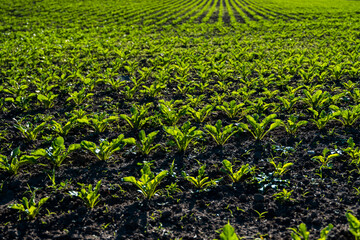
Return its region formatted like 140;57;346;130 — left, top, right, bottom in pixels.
81;134;136;161
164;121;203;152
158;100;188;126
239;114;281;141
9;186;49;220
269;159;293;178
50;119;77;137
343;137;360;171
122;162;168;199
66;88;94;106
0;147;38;175
216;222;239;240
182;163;219;190
289;222;333;240
347;212;360;240
14;120;47;141
312;148;339;174
37;92;58;109
205;120;239;146
136;130;161;155
280;115;308;137
80;113;119;133
273;188;294;203
216;100;246;119
120;104;152;129
187;105;213;123
32;136;81;168
69;180;102;209
221;160;256;183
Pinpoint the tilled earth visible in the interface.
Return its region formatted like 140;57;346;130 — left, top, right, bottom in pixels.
0;93;359;239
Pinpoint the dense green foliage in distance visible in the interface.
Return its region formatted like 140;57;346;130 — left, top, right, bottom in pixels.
3;0;360;239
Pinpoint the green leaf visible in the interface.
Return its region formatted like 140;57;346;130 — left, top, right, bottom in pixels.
68;144;81;152
11;147;21;159
38;197;49;207
123;137;136;145
37;94;48;101
54;136;64;147
347;212;360;237
319;224;333;239
31;149;47;157
122;176;137;184
219;223;239;240
139;130;146;141
81;140;97;150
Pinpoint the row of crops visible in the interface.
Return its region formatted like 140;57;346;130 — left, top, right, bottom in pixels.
2;0;360;239
2;0;360;30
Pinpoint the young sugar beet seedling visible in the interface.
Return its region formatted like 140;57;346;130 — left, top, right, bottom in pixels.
280;115;308;137
32;136;81;168
69;180;102;209
343;137;360;170
277;94;300;113
210;92;227;106
215;222;239;240
50;119;77;137
158;100;187;126
349;88;360;104
186;94;205;107
273;189;294;203
205;120;239;146
77;72;101;91
122;162;168;200
69;108;89;121
164;121;203;152
238;113;281;141
182;163;220;190
302;90;330;111
308;108;336;130
37;92;58;109
0;147;39;175
14;119;47;141
9;186;49;220
78;112;119;133
289;222;333;240
216;100;246;119
81;134;136;161
136;130;161;155
231;86;256;102
331;105;360;127
269;159;293;178
1;79;29;101
140;82;166;98
102;75;127;91
122;85;138;100
186;104;213;123
346;212;360;240
66;88;94;106
120;103;152;129
312;148;339;176
2;80;35;110
221;160;256;183
247;98;274;115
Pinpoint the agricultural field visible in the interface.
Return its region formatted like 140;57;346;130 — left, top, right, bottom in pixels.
3;0;360;239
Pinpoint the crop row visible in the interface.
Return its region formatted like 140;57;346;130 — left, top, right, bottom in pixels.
1;0;297;29
3;0;360;33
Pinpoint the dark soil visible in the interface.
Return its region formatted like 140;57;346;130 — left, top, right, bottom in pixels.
0;82;359;239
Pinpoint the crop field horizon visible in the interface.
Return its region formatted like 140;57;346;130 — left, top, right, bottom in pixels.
2;0;360;239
